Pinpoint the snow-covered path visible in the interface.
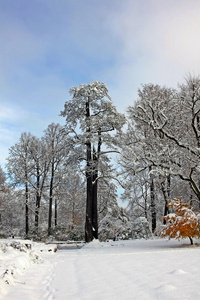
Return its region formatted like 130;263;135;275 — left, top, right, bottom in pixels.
1;239;200;300
46;240;200;300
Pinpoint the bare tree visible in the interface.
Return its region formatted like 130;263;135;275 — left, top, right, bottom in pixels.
6;132;34;236
43;123;66;235
131;78;200;201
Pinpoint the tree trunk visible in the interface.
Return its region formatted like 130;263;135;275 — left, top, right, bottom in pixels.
161;176;170;225
35;194;40;229
149;166;156;233
25;180;29;236
144;183;148;219
144;198;148;219
92;148;98;239
85;98;93;242
35;164;40;229
55;198;57;227
189;236;193;245
167;175;170;198
85;164;93;242
25;157;29;237
92;129;101;239
72;192;75;225
48;162;54;235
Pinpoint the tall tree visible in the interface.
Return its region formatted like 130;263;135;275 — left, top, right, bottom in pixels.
6;132;33;236
120;84;180;231
43;123;66;235
56;169;85;229
28;136;50;230
130;78;200;201
61;81;126;242
0;166;6;188
0;166;7;226
120;77;200;233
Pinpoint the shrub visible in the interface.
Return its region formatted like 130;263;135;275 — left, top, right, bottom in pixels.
161;197;200;244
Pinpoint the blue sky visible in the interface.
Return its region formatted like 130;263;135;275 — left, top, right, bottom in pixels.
1;0;200;168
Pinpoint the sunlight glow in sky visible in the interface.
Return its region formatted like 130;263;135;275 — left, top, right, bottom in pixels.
1;0;200;168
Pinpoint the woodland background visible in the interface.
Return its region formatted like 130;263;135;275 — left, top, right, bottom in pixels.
0;76;200;242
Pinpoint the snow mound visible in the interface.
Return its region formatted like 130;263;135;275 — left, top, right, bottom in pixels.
0;239;56;296
155;284;177;299
156;284;177;291
83;239;103;248
170;269;187;275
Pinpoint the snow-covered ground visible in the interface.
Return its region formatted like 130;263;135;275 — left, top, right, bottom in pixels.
0;238;200;300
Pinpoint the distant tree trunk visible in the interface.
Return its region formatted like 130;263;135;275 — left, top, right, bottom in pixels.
144;197;148;219
55;198;57;227
25;180;29;236
92;147;98;239
144;182;148;219
35;164;40;229
72;192;75;225
163;201;168;224
72;189;78;226
149;166;156;233
44;123;65;233
35;194;40;229
48;161;54;235
24;156;29;237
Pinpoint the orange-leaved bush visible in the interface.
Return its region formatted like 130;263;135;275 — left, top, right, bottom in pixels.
161;197;200;244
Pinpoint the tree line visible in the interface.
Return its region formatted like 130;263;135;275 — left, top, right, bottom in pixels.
0;76;200;242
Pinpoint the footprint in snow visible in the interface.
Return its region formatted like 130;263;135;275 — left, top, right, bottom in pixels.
170;269;187;275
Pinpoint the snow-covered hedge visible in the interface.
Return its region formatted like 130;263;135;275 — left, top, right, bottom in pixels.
0;239;57;295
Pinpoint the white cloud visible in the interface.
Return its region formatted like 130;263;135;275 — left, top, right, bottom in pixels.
101;0;200;110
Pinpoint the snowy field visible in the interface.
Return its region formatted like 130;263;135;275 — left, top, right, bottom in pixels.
0;238;200;300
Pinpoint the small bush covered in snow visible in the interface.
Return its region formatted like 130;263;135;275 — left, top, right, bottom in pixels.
99;206;152;241
99;208;132;241
132;217;152;239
